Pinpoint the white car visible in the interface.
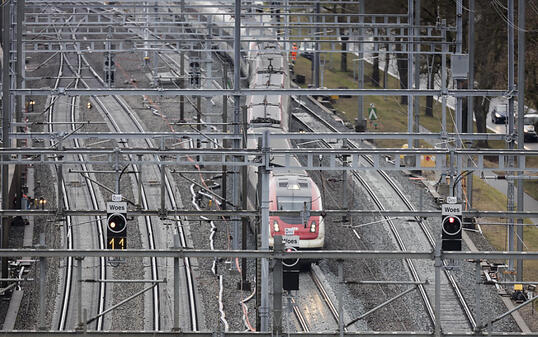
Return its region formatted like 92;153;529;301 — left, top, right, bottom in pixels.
523;114;538;142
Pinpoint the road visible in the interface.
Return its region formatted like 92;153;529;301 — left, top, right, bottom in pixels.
349;39;538;150
486;97;538;150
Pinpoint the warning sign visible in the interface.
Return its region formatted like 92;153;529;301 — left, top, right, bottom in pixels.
368;105;378;121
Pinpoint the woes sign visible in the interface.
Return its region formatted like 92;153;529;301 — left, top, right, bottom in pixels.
442;203;462;216
107;201;127;213
282;235;300;248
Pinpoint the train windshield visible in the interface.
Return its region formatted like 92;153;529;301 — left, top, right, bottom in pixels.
277;196;311;211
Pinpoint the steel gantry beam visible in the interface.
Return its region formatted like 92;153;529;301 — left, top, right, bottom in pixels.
13;88;509;96
1;209;538;219
0;146;536;172
0;248;536;261
7;131;513;141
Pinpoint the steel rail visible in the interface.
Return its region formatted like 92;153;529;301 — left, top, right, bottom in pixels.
96;62;199;331
349;164;437;328
290;297;310;332
50;47;74;332
293;96;476;331
291;98;437;329
73;16;198;326
295;96;476;329
364;162;476;330
77;58;161;330
46;6;162;326
47;12;108;330
112;85;199;331
63;33;107;330
309;269;344;331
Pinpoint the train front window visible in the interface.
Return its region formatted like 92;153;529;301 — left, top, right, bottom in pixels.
277;197;311;211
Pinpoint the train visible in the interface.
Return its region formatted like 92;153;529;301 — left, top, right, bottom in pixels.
247;40;325;250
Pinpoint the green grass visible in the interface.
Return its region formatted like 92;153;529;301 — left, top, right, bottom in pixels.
293;52;538;198
472;176;538;284
294;53;461;147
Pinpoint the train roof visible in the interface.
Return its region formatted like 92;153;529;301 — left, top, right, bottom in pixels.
248;104;281;125
251;72;285;88
250;40;285;72
274;175;312;199
250;74;285;89
247;128;307;176
253;54;285;73
249;94;280;106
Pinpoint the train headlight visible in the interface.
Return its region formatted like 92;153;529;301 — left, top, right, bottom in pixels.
273;220;280;232
310;221;316;233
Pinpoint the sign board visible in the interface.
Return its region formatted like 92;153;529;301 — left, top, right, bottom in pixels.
282;235;300;248
451;54;469;80
284;227;296;236
107;201;127;213
442;203;462;216
446;196;457;204
368;107;378;120
111;194;123;202
107;237;126;250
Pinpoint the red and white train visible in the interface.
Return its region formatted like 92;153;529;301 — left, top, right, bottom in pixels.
247;40;325;250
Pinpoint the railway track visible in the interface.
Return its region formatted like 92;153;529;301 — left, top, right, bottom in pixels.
287;266;345;332
291;96;476;333
77;52;199;331
41;5;199;329
48;24;107;330
49;43;75;332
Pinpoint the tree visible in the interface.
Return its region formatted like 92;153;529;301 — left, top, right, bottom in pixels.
395;42;409;105
473;0;508;146
424;54;440;117
340;2;348;72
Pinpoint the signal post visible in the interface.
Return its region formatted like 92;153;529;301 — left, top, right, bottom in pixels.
441;203;463;252
107;197;127;251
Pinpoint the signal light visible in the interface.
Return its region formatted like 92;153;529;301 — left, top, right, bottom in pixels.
283;246;299;268
106;200;127;250
107;213;126;234
441;214;462;251
107;213;127;250
282;247;299;290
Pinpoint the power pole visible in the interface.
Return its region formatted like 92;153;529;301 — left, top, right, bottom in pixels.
516;0;525;282
466;0;475;209
221;64;228;210
407;0;414;162
232;0;241;253
355;0;366;132
1;0;12;285
179;0;185;122
241;104;250;289
413;0;420;153
259;131;270;331
506;0;515;272
455;0;463;201
313;0;321;88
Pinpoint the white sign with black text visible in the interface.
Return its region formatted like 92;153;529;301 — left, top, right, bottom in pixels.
107;201;127;213
282;235;300;248
442;203;462;216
